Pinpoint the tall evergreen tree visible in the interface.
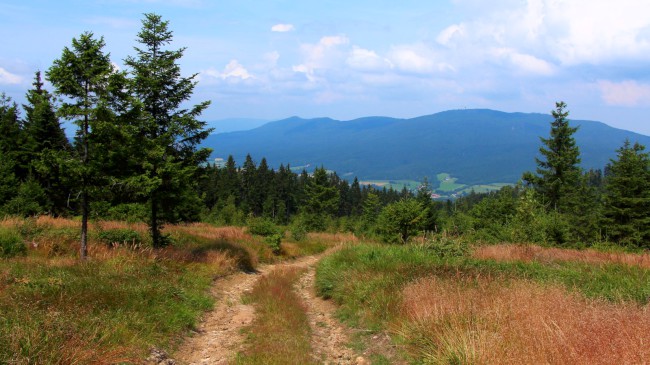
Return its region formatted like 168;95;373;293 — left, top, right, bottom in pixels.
47;32;115;259
23;72;72;215
23;72;70;153
124;13;212;247
303;167;339;230
0;94;28;180
349;177;363;216
523;101;582;213
602;140;650;247
240;154;257;215
416;177;439;232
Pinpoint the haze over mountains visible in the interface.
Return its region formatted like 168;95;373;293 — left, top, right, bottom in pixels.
204;109;650;186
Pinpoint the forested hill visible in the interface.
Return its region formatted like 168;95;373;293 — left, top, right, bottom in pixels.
204;109;650;184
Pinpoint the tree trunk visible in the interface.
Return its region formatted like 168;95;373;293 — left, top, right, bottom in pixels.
80;105;89;260
80;189;88;259
151;192;161;248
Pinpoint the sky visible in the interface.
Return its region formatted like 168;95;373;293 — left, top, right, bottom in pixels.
1;0;650;135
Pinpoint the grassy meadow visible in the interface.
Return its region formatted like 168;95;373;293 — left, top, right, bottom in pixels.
316;241;650;364
0;216;345;364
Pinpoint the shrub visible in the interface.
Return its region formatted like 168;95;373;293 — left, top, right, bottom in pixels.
0;228;26;257
290;220;307;241
247;217;281;237
376;199;427;243
265;234;282;254
97;228;142;247
424;236;469;258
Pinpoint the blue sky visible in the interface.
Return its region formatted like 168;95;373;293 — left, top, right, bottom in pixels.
1;0;650;135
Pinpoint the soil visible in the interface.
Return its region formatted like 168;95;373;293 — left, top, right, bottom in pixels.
170;254;401;365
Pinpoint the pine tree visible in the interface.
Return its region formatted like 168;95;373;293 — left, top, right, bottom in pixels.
0;94;28;180
602;140;650;247
523;101;582;213
416;177;439;232
240;154;257;215
23;72;70;153
303;167;339;230
47;32;115;259
22;72;72;215
124;13;212;247
349;177;362;216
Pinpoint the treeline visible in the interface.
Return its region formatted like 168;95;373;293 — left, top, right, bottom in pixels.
444;102;650;249
196;155;419;229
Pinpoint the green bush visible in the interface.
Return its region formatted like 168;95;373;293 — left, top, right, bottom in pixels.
265;234;282;254
290;220;307;241
424;236;469;258
247;217;281;237
376;199;427;243
97;229;142;247
0;228;26;258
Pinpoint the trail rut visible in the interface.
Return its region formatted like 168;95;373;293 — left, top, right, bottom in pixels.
172;254;393;364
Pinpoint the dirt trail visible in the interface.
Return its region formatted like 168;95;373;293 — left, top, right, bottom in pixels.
174;254;367;365
295;264;362;364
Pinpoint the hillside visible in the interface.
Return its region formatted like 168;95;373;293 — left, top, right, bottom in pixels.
204;109;650;185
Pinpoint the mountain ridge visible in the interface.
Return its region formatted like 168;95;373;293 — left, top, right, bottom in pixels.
203;109;650;185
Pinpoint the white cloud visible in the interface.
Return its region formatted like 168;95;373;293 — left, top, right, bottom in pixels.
293;35;350;81
492;48;555;76
202;60;253;81
447;0;650;66
320;36;348;47
436;24;466;46
0;67;22;85
271;23;295;32
346;46;392;71
598;80;650;107
388;45;454;74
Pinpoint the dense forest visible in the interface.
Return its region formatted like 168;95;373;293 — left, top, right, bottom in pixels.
1;14;649;258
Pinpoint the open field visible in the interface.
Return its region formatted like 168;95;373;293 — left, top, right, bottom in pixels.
359;179;421;192
359;174;512;199
436;173;466;192
0;216;347;364
316;242;650;363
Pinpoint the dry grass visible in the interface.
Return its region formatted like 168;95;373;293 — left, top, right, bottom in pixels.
399;276;650;364
307;232;358;244
167;223;250;241
474;243;650;269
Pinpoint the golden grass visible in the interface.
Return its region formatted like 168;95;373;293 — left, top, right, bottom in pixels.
474;243;650;269
399;276;650;364
167;223;250;241
307;232;358;244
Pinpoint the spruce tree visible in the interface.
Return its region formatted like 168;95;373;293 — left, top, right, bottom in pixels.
303;167;339;230
23;72;72;215
602;140;650;247
523;101;582;213
23;72;70;153
416;177;439;232
124;13;212;247
0;94;28;180
47;32;115;259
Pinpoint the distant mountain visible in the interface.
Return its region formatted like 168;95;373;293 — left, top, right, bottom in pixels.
206;118;269;134
203;109;650;185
